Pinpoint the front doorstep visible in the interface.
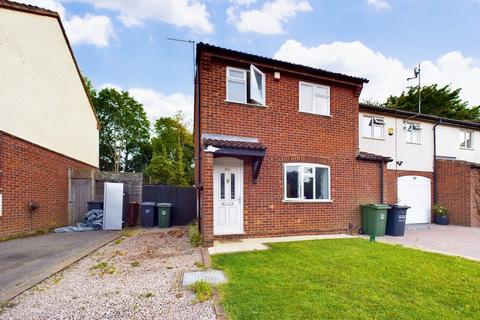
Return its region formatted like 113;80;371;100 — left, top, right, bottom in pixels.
208;234;354;255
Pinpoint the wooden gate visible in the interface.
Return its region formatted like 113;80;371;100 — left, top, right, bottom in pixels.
70;178;93;224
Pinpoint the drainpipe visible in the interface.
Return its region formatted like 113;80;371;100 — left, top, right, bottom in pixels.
380;159;385;204
433;119;442;204
195;55;202;229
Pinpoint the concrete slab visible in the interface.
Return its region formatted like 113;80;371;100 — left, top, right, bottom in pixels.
376;224;480;261
0;230;122;302
182;270;227;286
208;234;354;255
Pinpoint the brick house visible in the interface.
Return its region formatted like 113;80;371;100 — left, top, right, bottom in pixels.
0;1;99;237
194;43;393;246
194;43;480;246
359;103;480;227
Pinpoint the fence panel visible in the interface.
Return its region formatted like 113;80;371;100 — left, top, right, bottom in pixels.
70;178;92;223
143;185;197;226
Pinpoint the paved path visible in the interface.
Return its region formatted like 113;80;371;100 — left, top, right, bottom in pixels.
377;224;480;261
0;231;121;302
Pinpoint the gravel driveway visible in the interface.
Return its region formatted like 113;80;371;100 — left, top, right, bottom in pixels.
0;227;215;320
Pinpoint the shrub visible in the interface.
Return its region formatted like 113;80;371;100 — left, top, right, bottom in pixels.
189;280;212;302
188;221;202;247
433;205;448;216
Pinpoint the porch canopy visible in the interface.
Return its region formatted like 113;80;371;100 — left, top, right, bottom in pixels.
203;135;266;183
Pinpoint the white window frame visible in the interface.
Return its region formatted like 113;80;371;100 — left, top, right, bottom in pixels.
283;163;331;202
226;65;266;106
226;67;247;104
299;81;330;116
362;115;385;139
459;130;474;150
405;122;422;144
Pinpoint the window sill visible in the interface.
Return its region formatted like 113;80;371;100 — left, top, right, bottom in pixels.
459;147;474;151
406;141;421;145
299;110;331;118
362;136;385;141
225;100;267;109
283;199;333;203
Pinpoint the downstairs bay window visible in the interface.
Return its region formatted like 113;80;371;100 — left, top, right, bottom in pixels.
284;163;331;202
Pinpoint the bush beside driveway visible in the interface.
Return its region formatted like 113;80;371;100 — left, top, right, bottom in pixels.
0;228;215;320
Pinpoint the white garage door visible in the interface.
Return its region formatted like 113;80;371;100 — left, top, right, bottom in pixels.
397;176;431;224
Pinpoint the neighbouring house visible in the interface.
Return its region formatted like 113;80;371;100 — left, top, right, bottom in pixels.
0;0;99;237
359;104;480;227
194;43;480;246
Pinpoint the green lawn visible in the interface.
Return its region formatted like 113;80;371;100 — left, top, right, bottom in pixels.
212;239;480;320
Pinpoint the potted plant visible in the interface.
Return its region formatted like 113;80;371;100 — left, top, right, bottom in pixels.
433;205;449;225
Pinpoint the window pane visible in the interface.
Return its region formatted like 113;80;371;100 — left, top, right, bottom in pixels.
459;131;466;147
315;86;329;96
315;167;329;200
363;116;372;137
286;166;300;199
373;125;383;138
465;131;472;148
411;130;419;143
304;166;313;175
220;173;225;199
304;176;314;199
228;80;246;103
250;66;264;104
314;94;329;115
300;84;313;112
228;69;244;79
231;173;235;199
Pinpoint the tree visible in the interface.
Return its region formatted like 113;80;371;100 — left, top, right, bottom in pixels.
85;79;151;172
385;84;480;122
144;113;194;186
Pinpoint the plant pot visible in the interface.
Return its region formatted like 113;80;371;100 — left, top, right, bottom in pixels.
435;215;449;225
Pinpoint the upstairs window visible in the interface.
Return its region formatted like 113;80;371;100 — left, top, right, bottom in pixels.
284;163;330;201
226;65;265;105
459;130;473;149
362;115;384;139
405;122;422;144
299;82;330;116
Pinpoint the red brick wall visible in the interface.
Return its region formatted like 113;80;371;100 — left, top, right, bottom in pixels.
437;159;476;226
471;169;480;227
0;132;96;237
196;52;383;244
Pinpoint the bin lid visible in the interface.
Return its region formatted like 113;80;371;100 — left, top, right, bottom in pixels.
362;204;391;209
390;204;411;209
157;203;172;207
141;202;157;206
87;201;103;204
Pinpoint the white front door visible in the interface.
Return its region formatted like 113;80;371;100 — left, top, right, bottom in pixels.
214;158;244;235
397;176;431;224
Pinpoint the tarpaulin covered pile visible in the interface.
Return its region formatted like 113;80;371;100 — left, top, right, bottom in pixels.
54;209;103;233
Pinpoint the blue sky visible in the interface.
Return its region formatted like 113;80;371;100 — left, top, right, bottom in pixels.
23;0;480;123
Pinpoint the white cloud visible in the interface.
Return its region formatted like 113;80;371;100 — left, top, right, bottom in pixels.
77;0;213;34
64;14;115;47
274;39;480;106
367;0;390;11
227;0;312;34
17;0;115;47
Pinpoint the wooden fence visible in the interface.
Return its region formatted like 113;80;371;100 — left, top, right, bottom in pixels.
68;169;143;224
143;185;197;226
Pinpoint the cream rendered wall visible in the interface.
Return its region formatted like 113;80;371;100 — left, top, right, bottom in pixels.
437;125;480;163
359;113;434;172
0;9;99;167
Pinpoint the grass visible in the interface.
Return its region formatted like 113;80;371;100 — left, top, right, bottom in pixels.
212;238;480;320
190;280;212;302
0;227;53;242
187;222;202;247
90;261;116;276
130;261;140;267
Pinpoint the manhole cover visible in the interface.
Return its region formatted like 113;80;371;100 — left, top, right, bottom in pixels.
182;270;227;286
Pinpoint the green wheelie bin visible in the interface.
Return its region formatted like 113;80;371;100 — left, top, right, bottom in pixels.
361;204;391;236
157;203;172;228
